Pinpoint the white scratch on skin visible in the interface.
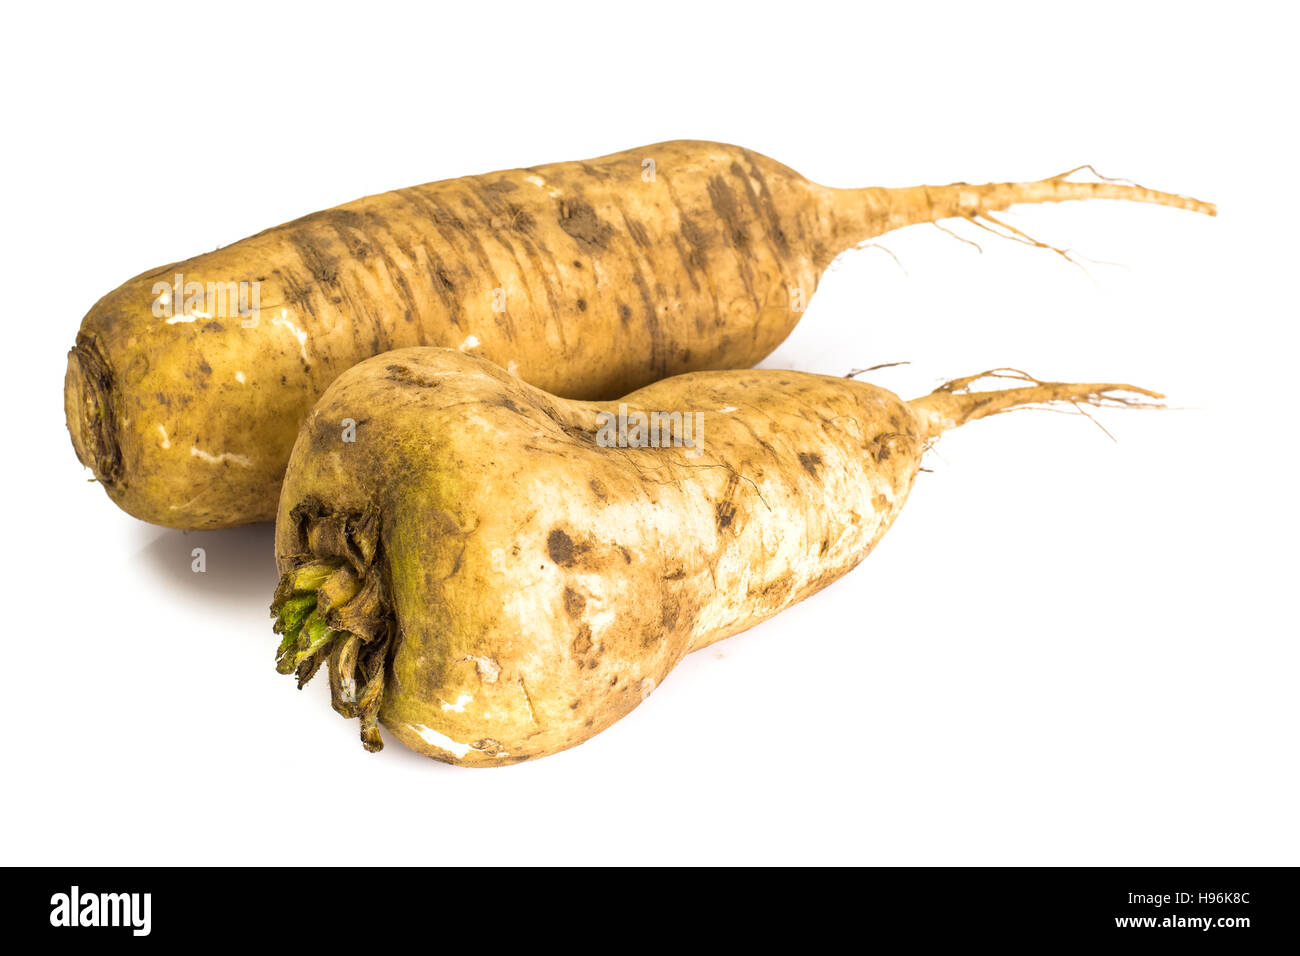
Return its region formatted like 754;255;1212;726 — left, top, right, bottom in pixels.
719;405;738;413
518;679;537;725
506;360;520;375
464;656;500;683
156;425;171;449
410;724;473;758
164;310;212;325
639;677;656;700
235;371;246;384
459;334;481;351
440;694;473;713
190;446;253;467
272;309;309;361
521;173;561;198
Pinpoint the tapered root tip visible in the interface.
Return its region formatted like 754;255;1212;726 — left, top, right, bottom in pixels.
909;368;1164;441
1038;174;1217;218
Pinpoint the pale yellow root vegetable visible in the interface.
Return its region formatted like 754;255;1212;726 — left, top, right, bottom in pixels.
66;140;1210;529
270;348;1159;765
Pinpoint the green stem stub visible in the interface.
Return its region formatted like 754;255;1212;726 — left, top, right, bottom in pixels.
271;501;391;752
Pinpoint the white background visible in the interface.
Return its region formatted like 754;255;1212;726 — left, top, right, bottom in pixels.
3;1;1295;865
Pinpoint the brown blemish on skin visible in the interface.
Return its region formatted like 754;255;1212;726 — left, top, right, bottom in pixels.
563;587;586;617
386;364;443;389
798;452;822;476
547;528;584;566
588;478;607;499
873;493;889;512
660;597;680;630
557;200;612;252
571;623;593;656
197;359;212;376
748;572;794;602
715;500;736;531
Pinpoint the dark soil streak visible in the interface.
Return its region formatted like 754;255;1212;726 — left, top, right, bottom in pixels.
401;186;484;295
661;172;725;327
326;219;416;353
289;232;340;288
629;271;666;378
740;152;792;255
460;188;567;353
706;175;759;308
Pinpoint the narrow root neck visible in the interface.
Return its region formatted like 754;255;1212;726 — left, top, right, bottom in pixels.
272;501;392;752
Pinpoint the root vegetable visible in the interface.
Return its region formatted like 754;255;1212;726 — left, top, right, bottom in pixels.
65;141;1211;529
270;347;1160;765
